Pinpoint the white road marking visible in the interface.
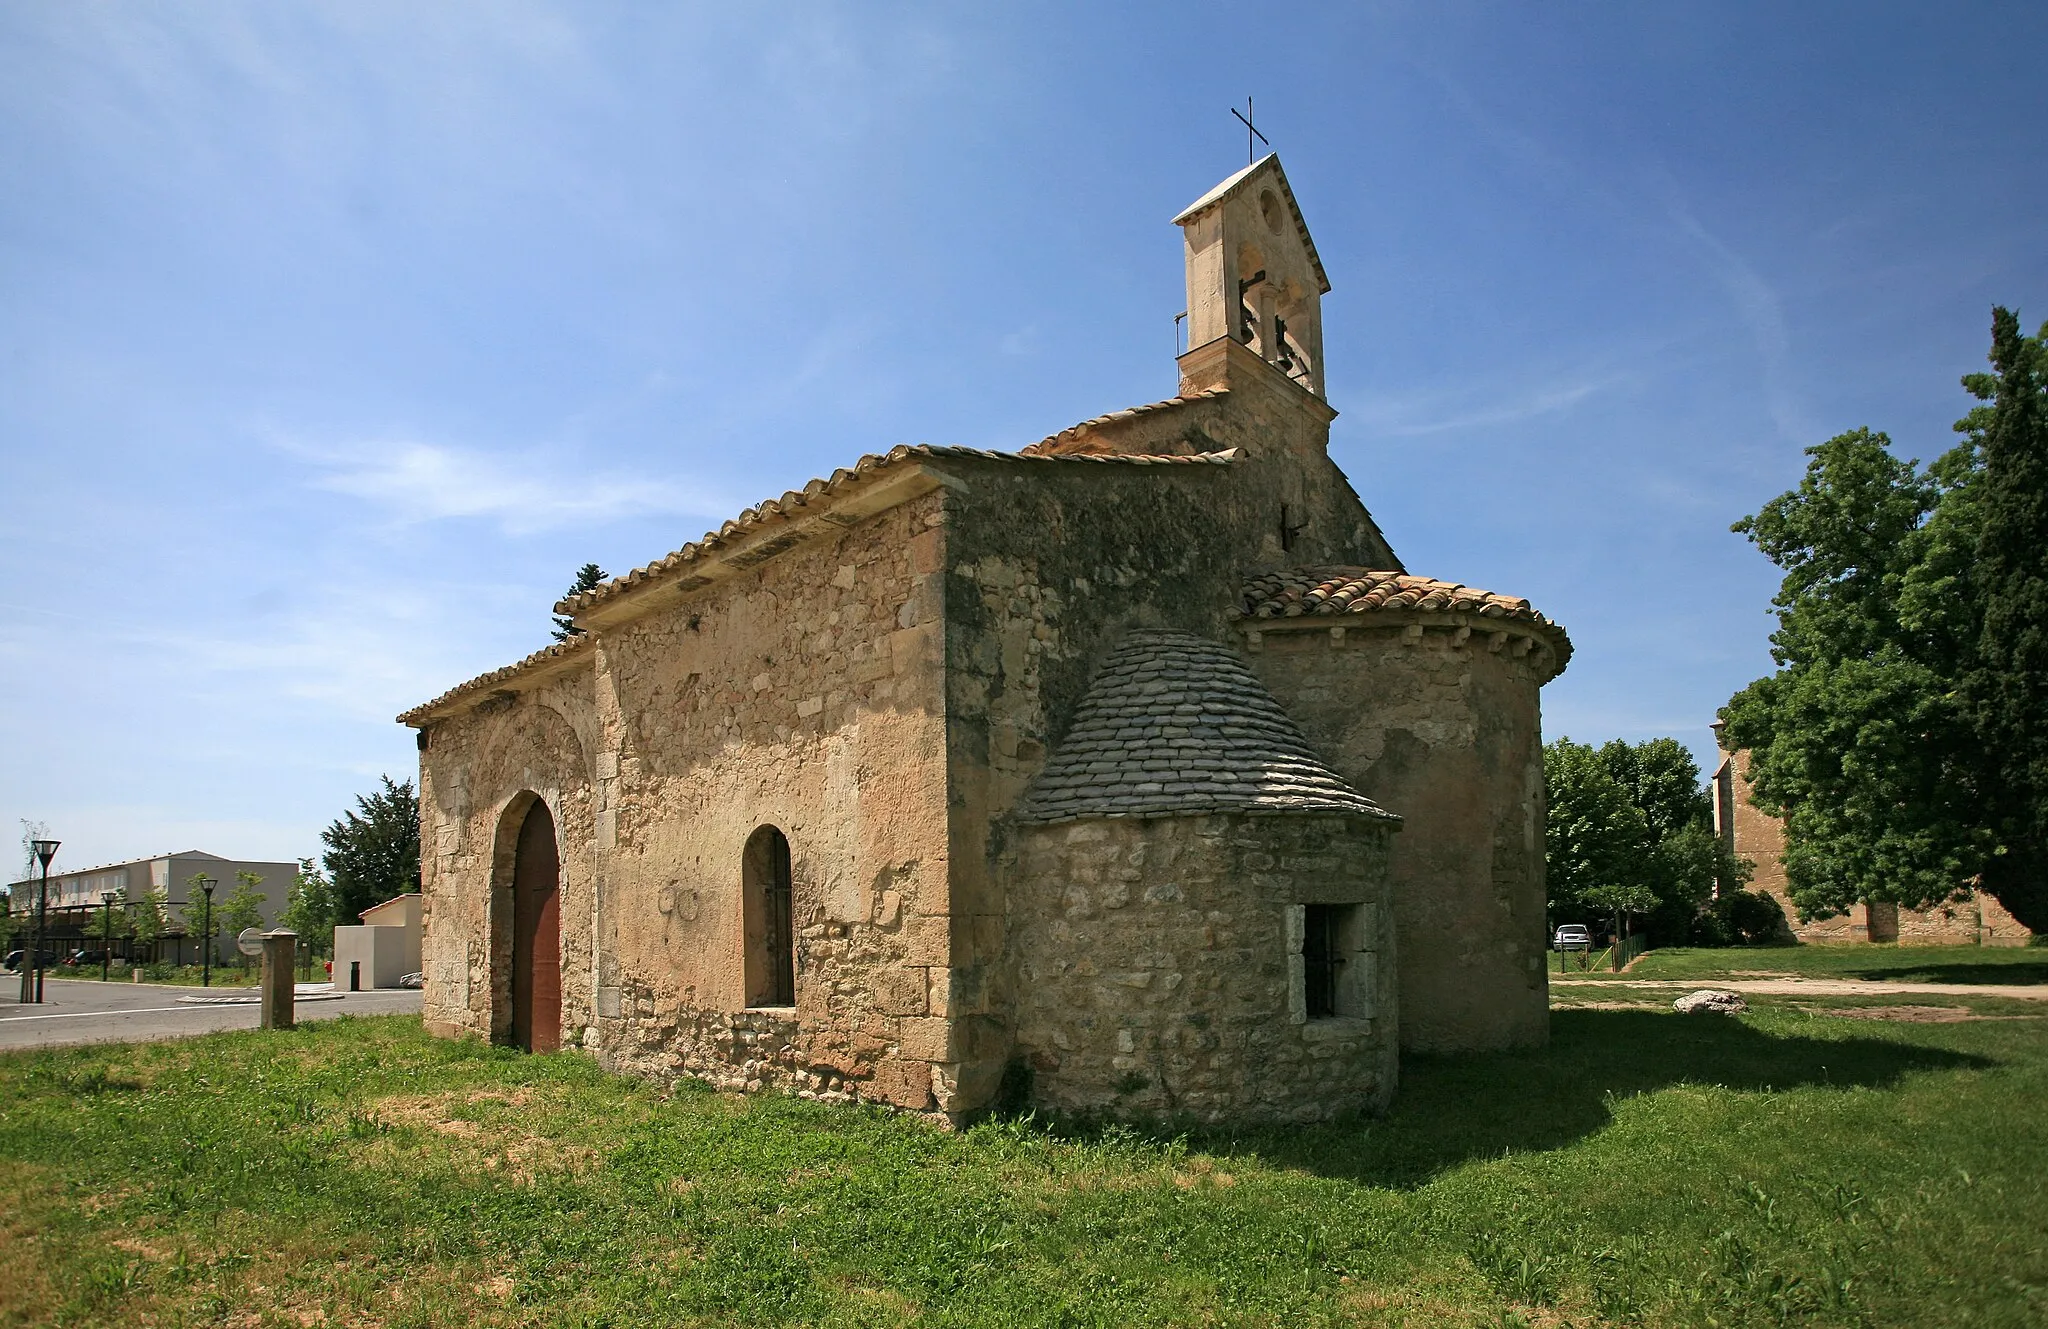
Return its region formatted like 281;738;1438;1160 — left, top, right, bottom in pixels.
0;1004;237;1022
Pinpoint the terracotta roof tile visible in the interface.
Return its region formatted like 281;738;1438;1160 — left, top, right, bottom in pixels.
399;444;1236;725
1236;567;1551;624
556;443;1236;617
396;634;595;727
1014;629;1396;825
1018;389;1228;456
1233;567;1572;676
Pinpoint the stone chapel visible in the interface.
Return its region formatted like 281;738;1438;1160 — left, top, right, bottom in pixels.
400;156;1573;1124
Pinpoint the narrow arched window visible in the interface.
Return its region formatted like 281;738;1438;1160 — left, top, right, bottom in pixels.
743;826;795;1007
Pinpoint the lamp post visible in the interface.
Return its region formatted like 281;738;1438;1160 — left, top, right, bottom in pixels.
198;877;217;988
100;892;118;981
29;839;57;1005
11;887;24;1005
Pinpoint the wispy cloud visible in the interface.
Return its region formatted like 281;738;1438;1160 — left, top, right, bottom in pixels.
1349;374;1620;437
1663;199;1814;444
292;438;725;534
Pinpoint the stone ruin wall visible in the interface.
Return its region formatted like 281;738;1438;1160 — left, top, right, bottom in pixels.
1003;812;1397;1123
1722;747;2034;946
1246;619;1554;1053
421;490;962;1113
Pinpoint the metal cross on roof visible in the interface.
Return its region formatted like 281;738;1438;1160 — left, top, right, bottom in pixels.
1230;97;1269;165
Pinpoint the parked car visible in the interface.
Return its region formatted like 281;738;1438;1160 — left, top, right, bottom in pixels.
3;949;61;973
1552;924;1592;951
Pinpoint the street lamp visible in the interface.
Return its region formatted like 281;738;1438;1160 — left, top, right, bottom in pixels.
100;892;119;981
198;877;217;988
28;839;57;1005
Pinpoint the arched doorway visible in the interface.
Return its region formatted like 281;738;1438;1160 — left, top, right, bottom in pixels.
511;799;562;1052
743;826;794;1007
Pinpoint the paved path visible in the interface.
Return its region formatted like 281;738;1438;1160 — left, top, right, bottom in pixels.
0;978;423;1050
1556;976;2048;1002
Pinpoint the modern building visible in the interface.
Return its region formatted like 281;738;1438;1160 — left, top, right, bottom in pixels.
333;892;423;989
4;850;295;965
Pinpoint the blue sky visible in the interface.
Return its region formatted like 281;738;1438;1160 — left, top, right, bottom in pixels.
3;1;2043;876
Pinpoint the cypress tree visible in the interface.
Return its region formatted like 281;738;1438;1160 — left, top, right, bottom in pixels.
551;563;607;641
1964;309;2048;930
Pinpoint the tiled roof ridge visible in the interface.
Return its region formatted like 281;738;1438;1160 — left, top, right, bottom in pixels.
396;633;596;726
1233;567;1556;626
555;441;1236;618
1013;628;1395;825
398;444;1239;725
1017;389;1228;455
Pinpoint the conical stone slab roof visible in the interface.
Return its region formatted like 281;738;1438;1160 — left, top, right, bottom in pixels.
1014;629;1396;825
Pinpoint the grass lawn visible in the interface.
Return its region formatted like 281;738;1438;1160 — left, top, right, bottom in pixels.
1598;944;2048;988
2;997;2045;1327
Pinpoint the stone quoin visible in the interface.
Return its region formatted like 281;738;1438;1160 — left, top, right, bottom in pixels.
399;154;1572;1122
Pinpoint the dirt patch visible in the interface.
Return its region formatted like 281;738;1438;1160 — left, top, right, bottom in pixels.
1556;1000;1665;1011
365;1088;600;1182
1820;1005;2041;1023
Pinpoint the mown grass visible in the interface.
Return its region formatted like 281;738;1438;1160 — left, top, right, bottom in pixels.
1612;944;2048;988
1;998;2044;1327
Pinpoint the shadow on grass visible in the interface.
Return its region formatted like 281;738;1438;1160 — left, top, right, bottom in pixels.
1058;1009;1995;1189
1842;960;2048;986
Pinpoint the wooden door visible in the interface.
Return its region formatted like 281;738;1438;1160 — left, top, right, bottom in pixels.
511;799;562;1052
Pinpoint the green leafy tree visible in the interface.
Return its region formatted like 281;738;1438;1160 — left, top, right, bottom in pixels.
551;563;607;641
128;885;169;961
1723;311;2048;932
219;872;268;964
322;776;421;924
81;895;126;948
1961;308;2048;930
11;820;49;952
1545;739;1652;929
1548;737;1754;942
281;858;338;957
180;873;221;961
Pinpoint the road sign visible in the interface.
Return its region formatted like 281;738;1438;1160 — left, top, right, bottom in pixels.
236;927;265;958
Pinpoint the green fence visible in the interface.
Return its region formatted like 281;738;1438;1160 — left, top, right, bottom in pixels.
1555;932;1651;974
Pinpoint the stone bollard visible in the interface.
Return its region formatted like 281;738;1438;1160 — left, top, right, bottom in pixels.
260;930;297;1030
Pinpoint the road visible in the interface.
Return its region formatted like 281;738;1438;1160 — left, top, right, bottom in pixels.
0;977;423;1050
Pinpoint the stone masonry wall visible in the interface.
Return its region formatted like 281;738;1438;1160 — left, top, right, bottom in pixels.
419;490;957;1113
935;389;1403;1107
1246;619;1553;1053
1004;811;1397;1123
419;666;601;1043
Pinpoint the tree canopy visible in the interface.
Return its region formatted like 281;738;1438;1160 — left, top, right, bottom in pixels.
552;563;607;641
1545;736;1757;942
281;858;338;954
1723;309;2048;931
128;884;169;954
218;871;268;950
179;874;220;952
321;775;421;925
